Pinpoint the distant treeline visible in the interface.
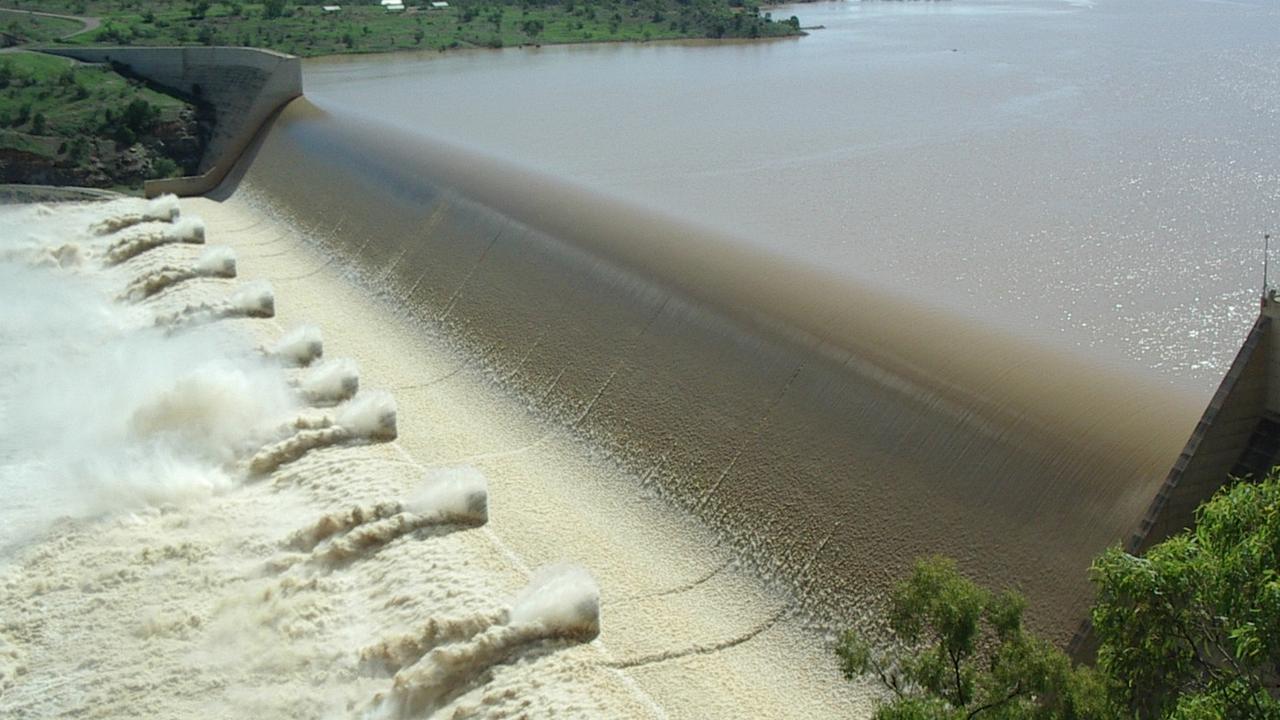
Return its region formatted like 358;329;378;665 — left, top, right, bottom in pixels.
2;0;802;57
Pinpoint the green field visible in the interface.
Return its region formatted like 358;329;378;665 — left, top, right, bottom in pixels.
0;1;800;57
0;9;84;45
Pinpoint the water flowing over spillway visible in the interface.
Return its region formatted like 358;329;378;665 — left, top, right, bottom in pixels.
230;99;1197;641
6;0;1275;715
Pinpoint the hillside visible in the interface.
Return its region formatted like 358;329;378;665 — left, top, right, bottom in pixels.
0;51;204;190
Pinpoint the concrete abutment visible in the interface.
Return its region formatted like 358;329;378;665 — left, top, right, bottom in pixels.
39;46;302;198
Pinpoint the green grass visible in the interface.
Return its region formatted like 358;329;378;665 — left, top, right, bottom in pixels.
0;9;84;44
0;51;184;134
0;51;196;185
0;127;54;157
0;1;801;57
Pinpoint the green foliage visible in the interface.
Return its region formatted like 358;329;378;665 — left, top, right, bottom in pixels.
1090;477;1280;719
0;51;196;188
189;0;211;20
844;478;1280;719
838;557;1108;720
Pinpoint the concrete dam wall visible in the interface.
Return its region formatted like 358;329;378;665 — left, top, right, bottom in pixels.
219;99;1203;644
42;46;301;197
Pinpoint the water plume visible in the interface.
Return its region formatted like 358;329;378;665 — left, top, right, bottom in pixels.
268;325;324;367
90;194;180;235
404;466;489;526
154;281;275;330
297;357;359;405
128;362;294;465
366;565;601;718
119;247;238;302
508;564;601;638
336;390;398;442
194;246;238;278
285;468;487;555
0;220;297;535
103;217;206;265
247;392;398;475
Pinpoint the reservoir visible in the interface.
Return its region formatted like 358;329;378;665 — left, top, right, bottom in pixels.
301;0;1280;389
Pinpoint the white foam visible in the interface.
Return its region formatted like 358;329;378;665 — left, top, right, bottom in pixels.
194;246;237;278
145;194;181;222
300;357;359;404
509;564;601;638
336;391;398;440
228;281;275;318
404;466;489;525
172;216;205;243
271;325;324;367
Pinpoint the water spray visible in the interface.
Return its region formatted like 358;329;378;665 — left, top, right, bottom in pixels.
365;564;601;718
266;325;324;367
120;246;238;302
90;194;181;236
248;391;398;475
154;281;275;331
103;217;205;266
2;242;82;269
295;357;360;405
287;468;489;553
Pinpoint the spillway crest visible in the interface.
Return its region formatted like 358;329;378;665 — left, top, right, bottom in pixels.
228;100;1200;641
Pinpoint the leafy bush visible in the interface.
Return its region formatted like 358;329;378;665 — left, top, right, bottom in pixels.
839;477;1280;719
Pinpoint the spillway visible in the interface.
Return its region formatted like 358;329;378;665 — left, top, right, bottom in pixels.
226;98;1199;642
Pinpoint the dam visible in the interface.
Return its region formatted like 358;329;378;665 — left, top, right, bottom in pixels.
2;0;1277;717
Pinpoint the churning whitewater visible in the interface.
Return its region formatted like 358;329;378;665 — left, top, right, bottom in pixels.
0;196;632;719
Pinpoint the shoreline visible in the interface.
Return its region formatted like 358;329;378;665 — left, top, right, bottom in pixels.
300;30;807;64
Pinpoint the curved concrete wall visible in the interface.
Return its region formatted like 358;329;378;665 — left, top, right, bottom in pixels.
228;102;1199;645
41;46;301;197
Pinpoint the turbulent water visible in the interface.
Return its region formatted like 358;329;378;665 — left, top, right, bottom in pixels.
3;0;1277;717
0;199;624;718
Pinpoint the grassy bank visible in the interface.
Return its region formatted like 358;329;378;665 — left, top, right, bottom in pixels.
0;1;802;57
0;51;203;189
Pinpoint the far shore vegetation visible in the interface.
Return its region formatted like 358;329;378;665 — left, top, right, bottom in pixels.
0;0;803;58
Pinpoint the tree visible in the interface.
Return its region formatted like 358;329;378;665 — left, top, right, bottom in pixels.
520;18;543;39
120;99;157;135
264;0;287;20
1090;476;1280;719
837;556;1108;719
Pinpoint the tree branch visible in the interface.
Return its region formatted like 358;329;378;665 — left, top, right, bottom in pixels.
966;681;1024;720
